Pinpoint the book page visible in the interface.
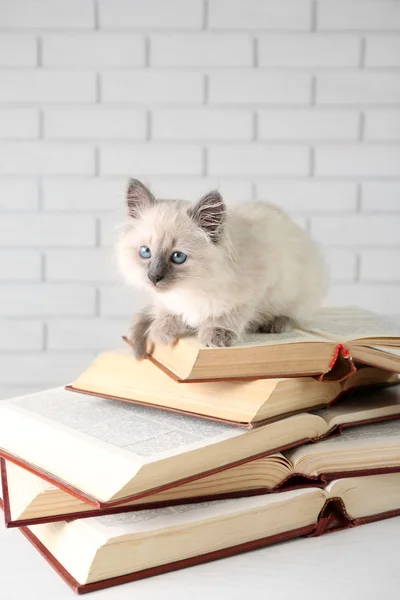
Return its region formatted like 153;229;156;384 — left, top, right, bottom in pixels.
81;487;320;536
8;387;242;460
231;329;325;348
314;385;400;429
181;329;325;350
371;346;400;357
305;306;400;342
287;420;400;463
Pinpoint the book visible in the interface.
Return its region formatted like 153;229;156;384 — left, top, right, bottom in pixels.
0;386;399;509
136;306;400;381
1;472;399;593
68;358;398;427
2;418;400;527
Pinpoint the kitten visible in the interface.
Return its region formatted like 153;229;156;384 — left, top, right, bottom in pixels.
116;179;327;360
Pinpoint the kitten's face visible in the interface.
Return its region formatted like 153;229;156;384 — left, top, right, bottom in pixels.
117;180;225;295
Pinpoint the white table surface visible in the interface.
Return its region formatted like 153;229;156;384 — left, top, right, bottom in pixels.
1;516;399;600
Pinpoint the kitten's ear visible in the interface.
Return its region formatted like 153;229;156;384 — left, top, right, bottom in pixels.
189;191;226;243
126;178;155;218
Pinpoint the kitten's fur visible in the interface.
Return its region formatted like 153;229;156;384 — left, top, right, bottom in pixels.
117;179;327;360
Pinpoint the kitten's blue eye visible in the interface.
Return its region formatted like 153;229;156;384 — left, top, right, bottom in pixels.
171;251;187;264
139;246;151;259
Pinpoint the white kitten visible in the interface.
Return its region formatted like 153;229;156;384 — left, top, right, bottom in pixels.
116;179;327;359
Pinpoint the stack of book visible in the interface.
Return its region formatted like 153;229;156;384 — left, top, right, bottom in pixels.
1;306;400;594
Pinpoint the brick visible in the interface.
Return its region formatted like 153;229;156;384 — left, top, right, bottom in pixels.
0;285;96;316
315;146;400;177
43;178;126;211
0;35;37;66
209;0;311;30
316;73;400;104
99;0;203;29
0;180;39;211
323;249;357;283
0;0;94;28
0;71;96;103
208;145;309;176
361;182;400;211
47;318;128;350
364;111;400;141
99;286;146;317
100;144;202;175
44;108;146;140
360;250;400;282
0;321;43;352
318;2;400;31
209;72;310;104
152;109;253;141
45;249;113;282
0;250;41;281
0;143;95;175
365;36;400;67
101;71;204;104
42;34;145;67
145;179;254;203
0;353;96;385
258;109;359;141
327;284;400;315
0;215;96;247
150;34;253;67
259;35;360;67
255;181;357;212
310;216;400;246
99;214;123;247
0;109;39;139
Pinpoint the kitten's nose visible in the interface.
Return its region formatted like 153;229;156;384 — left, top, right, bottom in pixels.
148;272;164;285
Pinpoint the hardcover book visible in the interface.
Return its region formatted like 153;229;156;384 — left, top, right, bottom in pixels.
1;471;399;594
0;386;399;509
2;418;400;527
136;306;400;381
69;358;398;427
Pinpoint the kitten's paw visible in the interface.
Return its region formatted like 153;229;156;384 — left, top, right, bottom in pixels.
258;315;292;334
148;321;179;348
198;327;237;348
128;326;148;360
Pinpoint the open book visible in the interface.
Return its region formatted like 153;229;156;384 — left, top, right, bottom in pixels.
2;419;399;527
68;355;398;426
2;473;400;593
139;306;400;381
0;386;399;509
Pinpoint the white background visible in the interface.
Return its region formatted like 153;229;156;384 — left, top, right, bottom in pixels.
0;0;399;399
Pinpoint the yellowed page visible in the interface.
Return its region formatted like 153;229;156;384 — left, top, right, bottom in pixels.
73;350;282;423
0;387;242;502
306;306;400;342
28;487;325;584
326;473;400;519
315;385;400;429
370;346;400;356
288;419;400;464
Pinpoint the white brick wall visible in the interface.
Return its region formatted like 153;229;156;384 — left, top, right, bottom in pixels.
0;0;399;399
44;108;147;140
0;108;39;138
0;71;96;103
